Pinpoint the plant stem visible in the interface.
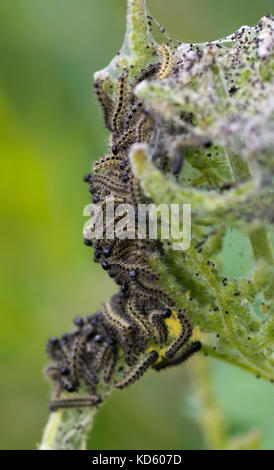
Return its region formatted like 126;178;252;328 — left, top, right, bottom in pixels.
124;0;156;60
192;357;227;449
248;225;273;264
226;150;251;183
192;356;261;449
38;408;97;450
226;150;273;263
96;0;155;81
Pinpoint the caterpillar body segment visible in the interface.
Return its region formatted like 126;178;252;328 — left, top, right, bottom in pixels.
125;102;144;127
102;301;133;335
49;395;102;412
149;310;169;344
93;80;114;131
94;341;112;372
131;62;160;99
156;45;174;79
125;297;152;338
115;351;158;389
152;341;202;371
112;128;138;154
93;155;124;173
165;310;193;358
91;174;126;193
70;335;88;386
112;73;128;134
103;344;117;383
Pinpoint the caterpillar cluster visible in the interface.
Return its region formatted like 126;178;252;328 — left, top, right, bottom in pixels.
45;45;201;411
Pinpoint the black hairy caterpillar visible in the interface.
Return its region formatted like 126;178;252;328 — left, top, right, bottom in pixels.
45;45;201;411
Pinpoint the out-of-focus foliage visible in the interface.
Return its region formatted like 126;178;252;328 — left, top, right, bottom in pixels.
0;0;274;450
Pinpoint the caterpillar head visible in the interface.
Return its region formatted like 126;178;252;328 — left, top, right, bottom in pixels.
45;335;81;393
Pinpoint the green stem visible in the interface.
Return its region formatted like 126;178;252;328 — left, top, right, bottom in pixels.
248;225;273;264
226;149;273;264
124;0;156;60
38;408;97;450
192;356;262;450
226;150;251;183
96;0;156;81
193;357;227;449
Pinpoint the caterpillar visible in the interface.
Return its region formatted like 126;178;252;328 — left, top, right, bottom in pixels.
45;45;201;411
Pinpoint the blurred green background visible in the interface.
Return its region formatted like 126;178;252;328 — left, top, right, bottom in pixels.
0;0;273;450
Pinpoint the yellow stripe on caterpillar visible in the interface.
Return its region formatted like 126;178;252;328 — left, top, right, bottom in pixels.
156;45;174;79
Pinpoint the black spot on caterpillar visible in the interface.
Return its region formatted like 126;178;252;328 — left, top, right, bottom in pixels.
45;44;201;410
